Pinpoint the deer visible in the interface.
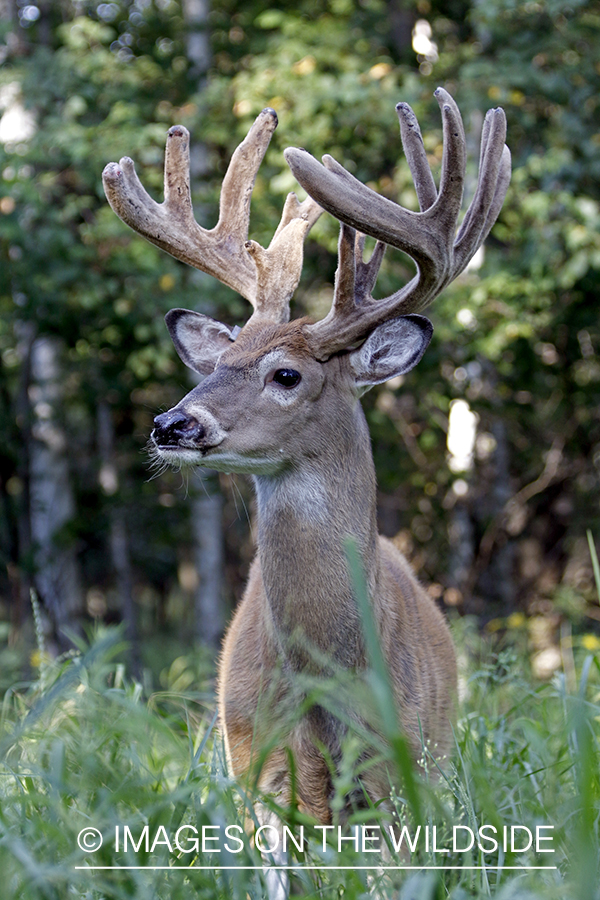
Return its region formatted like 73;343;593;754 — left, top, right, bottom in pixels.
103;88;510;886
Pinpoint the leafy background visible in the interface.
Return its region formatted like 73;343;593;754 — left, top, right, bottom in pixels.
2;0;600;679
1;2;600;898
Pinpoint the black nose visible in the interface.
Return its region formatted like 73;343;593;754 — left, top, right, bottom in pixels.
152;409;204;446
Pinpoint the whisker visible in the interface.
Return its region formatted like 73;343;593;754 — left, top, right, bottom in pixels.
231;475;253;539
193;468;212;499
145;441;170;482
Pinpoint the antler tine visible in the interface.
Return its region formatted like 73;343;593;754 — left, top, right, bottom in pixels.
454;108;511;274
273;191;322;242
162;125;193;216
480;143;511;240
330;228;386;316
429;88;466;231
454;104;496;244
284;89;510;359
103;109;322;323
333;224;359;317
355;233;387;301
395;102;437;212
216;109;278;248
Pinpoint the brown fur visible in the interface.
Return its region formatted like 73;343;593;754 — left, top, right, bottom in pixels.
218;536;456;820
156;316;457;822
192;320;459;821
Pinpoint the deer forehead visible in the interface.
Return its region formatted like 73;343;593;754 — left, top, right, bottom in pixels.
220;318;313;361
216;321;335;381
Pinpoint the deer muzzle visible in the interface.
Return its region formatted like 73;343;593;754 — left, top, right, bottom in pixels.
152;409;205;448
151;405;227;458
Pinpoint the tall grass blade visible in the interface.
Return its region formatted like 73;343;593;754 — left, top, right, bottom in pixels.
344;536;422;823
0;629;123;758
586;530;600;602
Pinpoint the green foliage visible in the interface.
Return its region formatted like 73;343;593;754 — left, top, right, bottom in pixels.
0;1;241;643
0;628;598;898
1;0;600;673
200;0;600;619
2;4;600;895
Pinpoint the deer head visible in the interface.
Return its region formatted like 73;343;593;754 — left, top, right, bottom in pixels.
102;89;510;477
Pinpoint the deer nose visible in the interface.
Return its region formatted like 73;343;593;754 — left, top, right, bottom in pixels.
152;409;205;446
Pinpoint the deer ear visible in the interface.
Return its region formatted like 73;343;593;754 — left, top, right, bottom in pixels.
349;315;433;389
165;309;236;375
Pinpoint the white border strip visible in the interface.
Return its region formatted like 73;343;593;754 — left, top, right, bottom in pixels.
76;864;558;871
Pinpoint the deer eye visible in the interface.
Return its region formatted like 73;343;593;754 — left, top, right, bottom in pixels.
272;368;302;388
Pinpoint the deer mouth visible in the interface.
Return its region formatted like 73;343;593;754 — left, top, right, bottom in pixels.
151;434;224;458
150;441;228;474
152;436;285;475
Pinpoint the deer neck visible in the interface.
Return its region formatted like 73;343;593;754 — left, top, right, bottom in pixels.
253;401;378;672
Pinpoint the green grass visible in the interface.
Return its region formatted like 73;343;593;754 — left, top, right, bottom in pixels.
0;617;598;900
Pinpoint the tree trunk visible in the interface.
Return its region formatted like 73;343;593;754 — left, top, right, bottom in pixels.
477;418;515;611
182;0;210;82
182;0;226;647
97;400;140;674
10;322;36;630
448;501;475;603
29;336;82;648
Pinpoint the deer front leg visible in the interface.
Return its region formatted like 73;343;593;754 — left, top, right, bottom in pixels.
219;565;333;896
253;749;292;900
219;579;333;809
252;739;333;900
219;591;290;899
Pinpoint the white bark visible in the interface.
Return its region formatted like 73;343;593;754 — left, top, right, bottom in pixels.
29;336;82;640
97;401;140;671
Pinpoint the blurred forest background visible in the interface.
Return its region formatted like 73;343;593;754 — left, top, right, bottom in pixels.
1;0;600;688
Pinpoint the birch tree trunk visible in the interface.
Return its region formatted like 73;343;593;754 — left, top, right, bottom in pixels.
10;322;35;629
29;336;82;647
97;400;140;674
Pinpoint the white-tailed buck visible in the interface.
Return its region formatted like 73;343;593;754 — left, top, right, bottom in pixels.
103;88;510;838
